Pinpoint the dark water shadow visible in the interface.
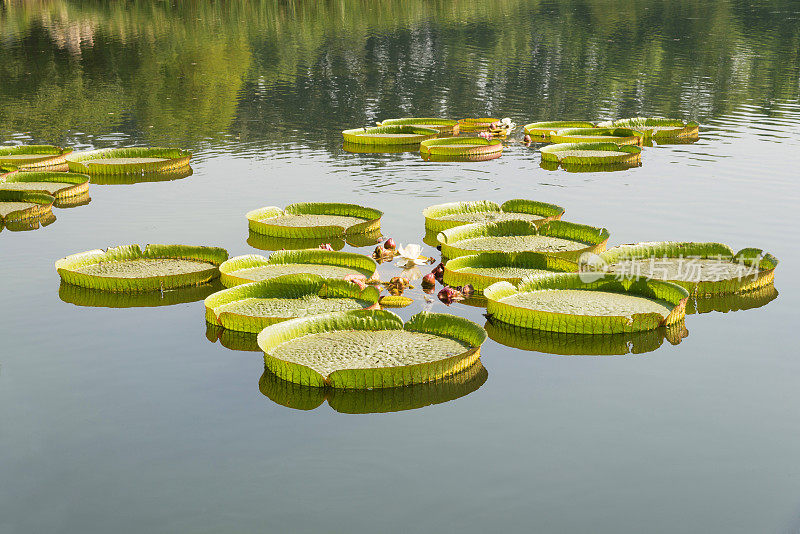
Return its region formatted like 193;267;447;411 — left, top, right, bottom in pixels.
484;318;688;356
59;280;222;308
686;285;778;315
259;361;488;414
88;166;193;185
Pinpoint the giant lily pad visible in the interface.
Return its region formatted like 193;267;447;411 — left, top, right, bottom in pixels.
247;202;382;239
484;318;688;355
686;284;778;315
444;252;578;293
596;241;778;296
523;121;595;141
457;118;498;132
540;142;642;166
60;281;220;308
0;145;72;170
66;147;192;175
56;244;228;292
341;125;438;145
423;199;565;234
259;360;487;413
257;310;486;388
205;274;380;333
549;127;644;146
484;273;689;334
438;219;609;261
379;117;459;135
597;117;699;139
0;171;90;208
219;249;376;287
0;189;54;223
420;137;502;158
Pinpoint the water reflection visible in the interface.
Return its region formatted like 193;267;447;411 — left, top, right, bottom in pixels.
485;319;689;356
205;324;261;352
247;230;381;252
59;281;221;308
539;159;642;173
342;142;418;155
88;167;193;186
686;285;779;315
259;362;488;414
0;210;56;232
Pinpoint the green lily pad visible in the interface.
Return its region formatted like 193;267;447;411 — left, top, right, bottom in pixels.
540;142;642;165
379;117;459;134
420;137;502;158
0;145;72;170
0;189;54;222
0;171;90;208
341;125;439;145
66;147;191;175
60;281;220;308
484;273;689;334
523;121;595;141
438;219;609;261
485;318;688;355
423;199;565;234
457;118;498;132
56;244;228;292
205;274;380;333
247;233;346;252
444;251;578;293
257;310;486;388
247;202;382;239
259;360;487;413
549;128;644;146
597;117;699;139
219;249;376;287
597;242;778;296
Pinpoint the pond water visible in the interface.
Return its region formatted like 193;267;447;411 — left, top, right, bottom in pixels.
1;1;799;532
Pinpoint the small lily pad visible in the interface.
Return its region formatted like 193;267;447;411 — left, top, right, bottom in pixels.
205;274;380;333
259;360;487;413
257;310;486;388
457;118;499;132
485;318;688;355
420;137;502;158
56;244;228;292
597;117;699;139
66;147;191;175
444;251;578;293
248;202;382;239
540;142;642;165
484;273;689;334
219;249;377;287
341;125;439;145
423;199;565;234
0;171;90;208
597;241;778;296
0;145;72;170
0;189;54;222
379;118;459;134
523;121;595;140
549;127;644;146
438;219;609;261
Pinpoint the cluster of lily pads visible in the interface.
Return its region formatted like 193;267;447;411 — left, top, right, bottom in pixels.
342;117;514;161
0;145;192;232
340;116;699;170
53;196;778;402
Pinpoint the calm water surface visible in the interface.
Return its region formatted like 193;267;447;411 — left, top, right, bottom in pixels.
1;1;800;532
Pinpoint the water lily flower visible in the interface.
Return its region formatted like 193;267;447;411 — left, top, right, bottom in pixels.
500;117;516;129
395;243;427;268
319;243;334;251
401;266;422;282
